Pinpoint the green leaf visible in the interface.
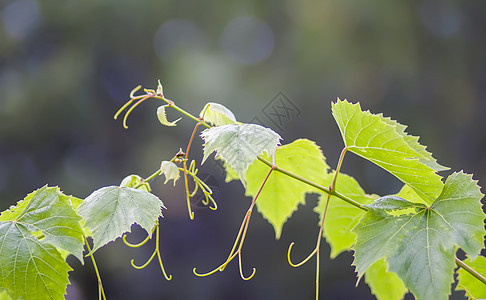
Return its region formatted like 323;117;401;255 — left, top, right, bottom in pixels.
200;123;281;182
0;291;11;300
222;160;240;183
332;99;445;203
120;174;151;192
457;256;486;299
246;139;329;239
77;186;165;252
352;172;485;300
364;258;408;300
0;186;84;300
160;161;180;186
199;102;237;126
314;172;374;258
157;105;181;126
0;224;72;300
0;186;84;261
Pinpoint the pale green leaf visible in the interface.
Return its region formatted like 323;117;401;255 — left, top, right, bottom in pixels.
352;172;485;300
0;186;84;300
246;139;329;239
365;258;408;300
120;174;151;192
157;105;181;126
200;123;281;182
332;99;444;203
160;161;180;186
220;160;239;183
77;186;165;252
0;291;11;300
314;172;374;258
199;102;237;126
457;256;486;299
0;186;84;261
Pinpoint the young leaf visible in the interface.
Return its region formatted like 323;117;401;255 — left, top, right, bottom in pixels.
200;123;281;182
456;256;486;299
0;186;84;300
157;105;181;126
77;186;165;252
352;172;485;300
364;258;408;300
332;99;445;203
245;139;329;239
314;172;374;258
0;186;84;261
160;161;180;185
120;174;151;192
199;102;237;126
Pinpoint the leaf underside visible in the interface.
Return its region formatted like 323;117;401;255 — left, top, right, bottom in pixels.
77;186;165;252
246;139;329;239
199;102;237;126
200;123;281;183
352;172;485;300
332;99;446;203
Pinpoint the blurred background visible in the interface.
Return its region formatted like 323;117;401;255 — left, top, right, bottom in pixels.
1;0;485;299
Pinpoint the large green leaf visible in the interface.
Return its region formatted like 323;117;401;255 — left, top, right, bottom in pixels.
314;172;374;258
200;123;281;183
457;256;486;299
0;186;84;260
77;186;165;252
199;102;237;126
352;172;485;300
332;99;446;203
364;258;408;300
0;186;83;300
245;139;329;239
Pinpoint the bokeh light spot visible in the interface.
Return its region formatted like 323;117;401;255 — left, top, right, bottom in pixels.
2;0;41;41
220;17;274;65
154;19;206;62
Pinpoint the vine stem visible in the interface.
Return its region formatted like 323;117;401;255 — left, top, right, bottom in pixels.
182;122;204;220
84;236;106;300
455;257;486;285
117;87;485;287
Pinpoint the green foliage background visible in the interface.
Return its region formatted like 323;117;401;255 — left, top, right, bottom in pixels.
0;1;485;299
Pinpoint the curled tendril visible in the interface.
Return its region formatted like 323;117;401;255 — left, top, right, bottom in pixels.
238;251;256;280
114;83;166;129
192;167;275;281
193;211;254;280
122;226;155;248
124;221;172;281
179;160;218;212
287;242;317;268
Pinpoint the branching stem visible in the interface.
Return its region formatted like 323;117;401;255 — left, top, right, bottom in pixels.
116;83;486;288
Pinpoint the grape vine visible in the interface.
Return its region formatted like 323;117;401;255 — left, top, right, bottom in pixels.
0;80;484;300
